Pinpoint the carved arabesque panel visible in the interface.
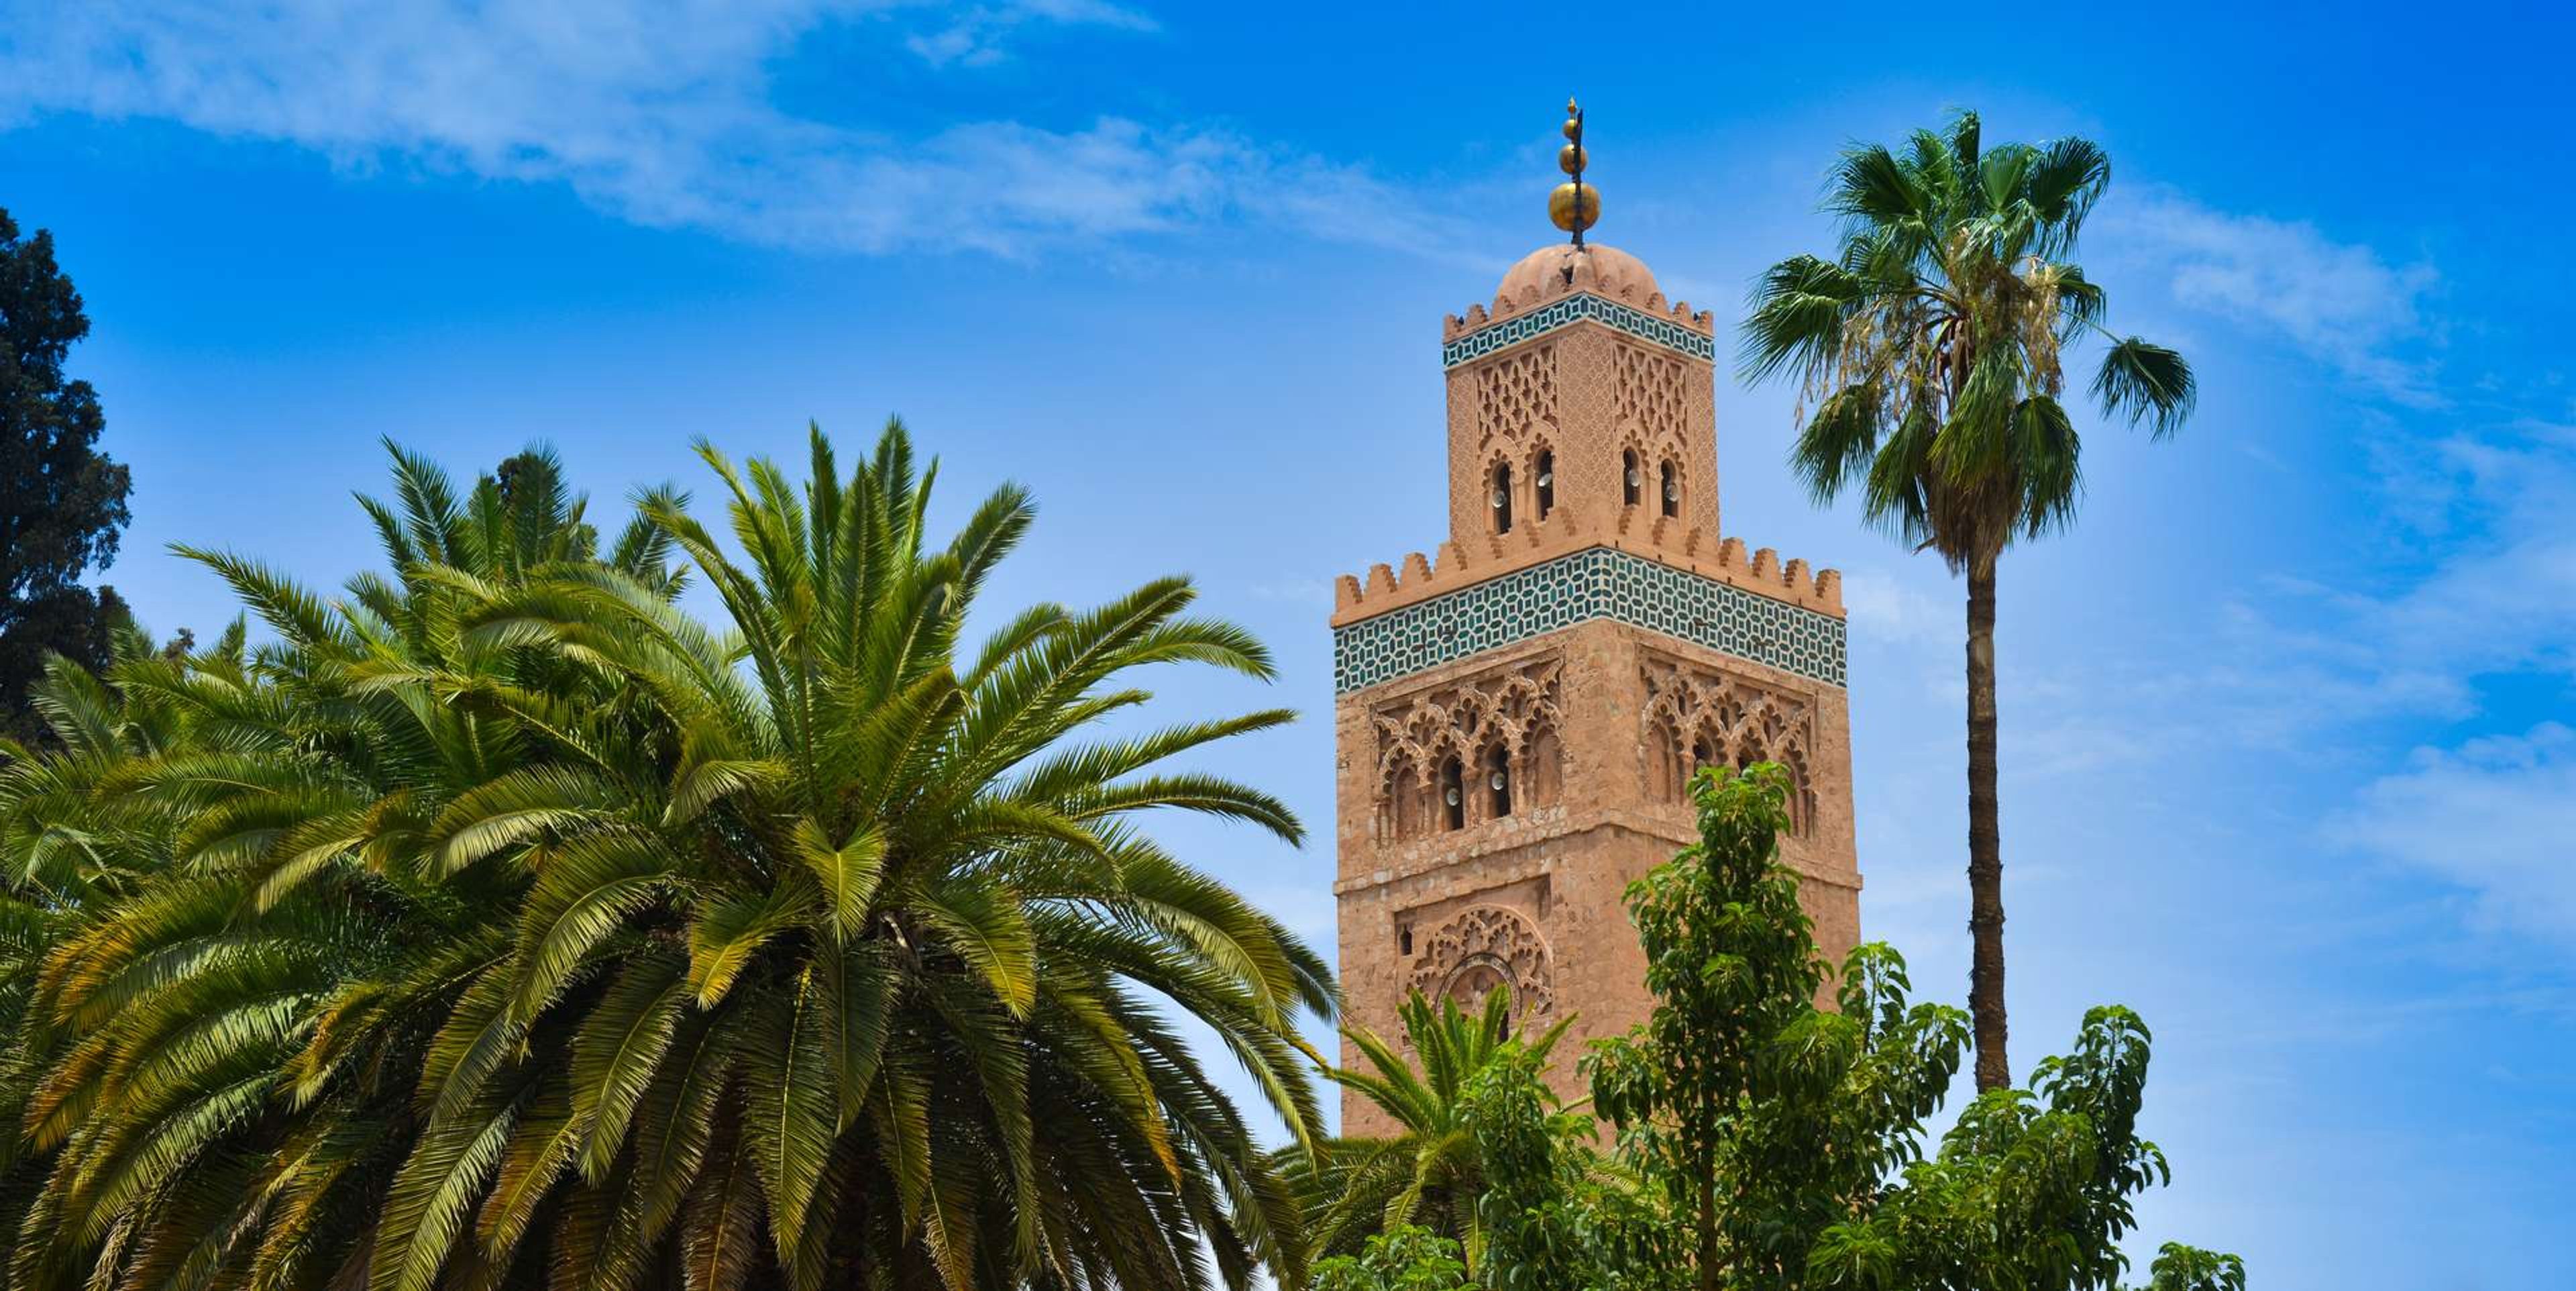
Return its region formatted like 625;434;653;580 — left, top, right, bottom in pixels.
1613;341;1691;446
1639;650;1819;831
1474;344;1559;452
1406;905;1556;1020
1371;655;1565;842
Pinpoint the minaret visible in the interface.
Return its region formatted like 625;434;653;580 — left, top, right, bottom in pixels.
1329;101;1862;1129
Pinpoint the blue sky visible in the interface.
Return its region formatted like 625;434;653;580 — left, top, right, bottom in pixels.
5;2;2572;1286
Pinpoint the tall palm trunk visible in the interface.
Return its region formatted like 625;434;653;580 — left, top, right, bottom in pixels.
1966;556;2009;1090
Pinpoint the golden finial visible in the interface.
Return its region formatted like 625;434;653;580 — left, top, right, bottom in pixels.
1550;96;1599;244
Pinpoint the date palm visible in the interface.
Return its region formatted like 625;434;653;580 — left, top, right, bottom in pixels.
1740;111;2195;1090
0;621;245;1254
1296;989;1568;1274
393;421;1332;1290
7;446;688;1290
12;424;1336;1291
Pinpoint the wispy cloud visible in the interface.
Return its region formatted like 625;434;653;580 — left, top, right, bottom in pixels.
2330;723;2576;944
906;0;1157;68
0;0;1468;259
2100;191;2442;406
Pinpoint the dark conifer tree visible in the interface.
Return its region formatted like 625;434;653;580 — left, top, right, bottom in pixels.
0;207;131;744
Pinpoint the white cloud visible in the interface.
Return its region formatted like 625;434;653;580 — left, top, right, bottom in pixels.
2100;191;2441;406
0;0;1466;259
906;0;1157;68
2330;723;2576;944
1839;566;1953;649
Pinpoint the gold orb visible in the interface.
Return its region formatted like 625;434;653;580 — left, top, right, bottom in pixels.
1562;117;1581;140
1559;143;1587;174
1549;182;1600;232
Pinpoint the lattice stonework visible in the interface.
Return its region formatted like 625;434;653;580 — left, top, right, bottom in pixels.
1474;344;1558;449
1613;342;1691;445
1333;548;1846;693
1442;293;1715;369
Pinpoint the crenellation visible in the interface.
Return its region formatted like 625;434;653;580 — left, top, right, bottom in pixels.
1332;525;1847;623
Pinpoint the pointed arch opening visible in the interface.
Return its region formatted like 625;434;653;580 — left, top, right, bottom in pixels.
1621;449;1642;507
1490;463;1515;535
1660;460;1681;518
1523;721;1563;806
1534;450;1555;520
1439;755;1465;831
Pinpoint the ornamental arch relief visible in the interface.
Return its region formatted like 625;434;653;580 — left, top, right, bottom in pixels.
1640;650;1820;834
1405;905;1556;1021
1371;655;1565;843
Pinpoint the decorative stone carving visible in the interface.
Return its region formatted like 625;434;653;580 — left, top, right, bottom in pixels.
1640;650;1819;830
1371;656;1565;841
1474;344;1558;451
1613;340;1692;448
1406;905;1556;1019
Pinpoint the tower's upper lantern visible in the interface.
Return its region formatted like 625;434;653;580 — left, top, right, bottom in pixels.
1418;100;1721;560
1500;95;1656;298
1330;95;1845;650
1448;99;1705;342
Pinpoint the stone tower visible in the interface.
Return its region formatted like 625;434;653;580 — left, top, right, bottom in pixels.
1328;104;1860;1130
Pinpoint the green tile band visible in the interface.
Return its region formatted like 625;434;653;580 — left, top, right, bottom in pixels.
1442;293;1715;368
1333;547;1845;693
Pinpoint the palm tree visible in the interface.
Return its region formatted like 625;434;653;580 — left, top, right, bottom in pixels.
1297;989;1569;1274
462;420;1334;1291
13;423;1337;1290
6;445;688;1290
1739;111;2195;1090
0;619;245;1255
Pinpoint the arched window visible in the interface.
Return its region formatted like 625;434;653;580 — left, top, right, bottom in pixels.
1688;735;1715;798
1660;460;1681;518
1646;720;1679;802
1446;962;1510;1009
1385;756;1424;841
1621;450;1642;507
1534;450;1555;520
1485;744;1513;819
1439;756;1465;831
1491;463;1514;535
1523;723;1563;805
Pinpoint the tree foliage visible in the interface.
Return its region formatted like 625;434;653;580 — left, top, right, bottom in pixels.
1294;989;1566;1270
1586;765;1968;1291
1311;1226;1472;1291
0;421;1332;1291
1313;765;2243;1291
0;207;133;745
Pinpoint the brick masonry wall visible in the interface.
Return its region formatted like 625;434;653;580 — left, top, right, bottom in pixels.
1334;622;1860;1134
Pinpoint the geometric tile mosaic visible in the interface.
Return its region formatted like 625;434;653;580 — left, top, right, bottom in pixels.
1334;546;1847;693
1442;292;1716;369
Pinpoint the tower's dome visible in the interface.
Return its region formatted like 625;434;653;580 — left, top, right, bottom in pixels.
1495;242;1660;309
